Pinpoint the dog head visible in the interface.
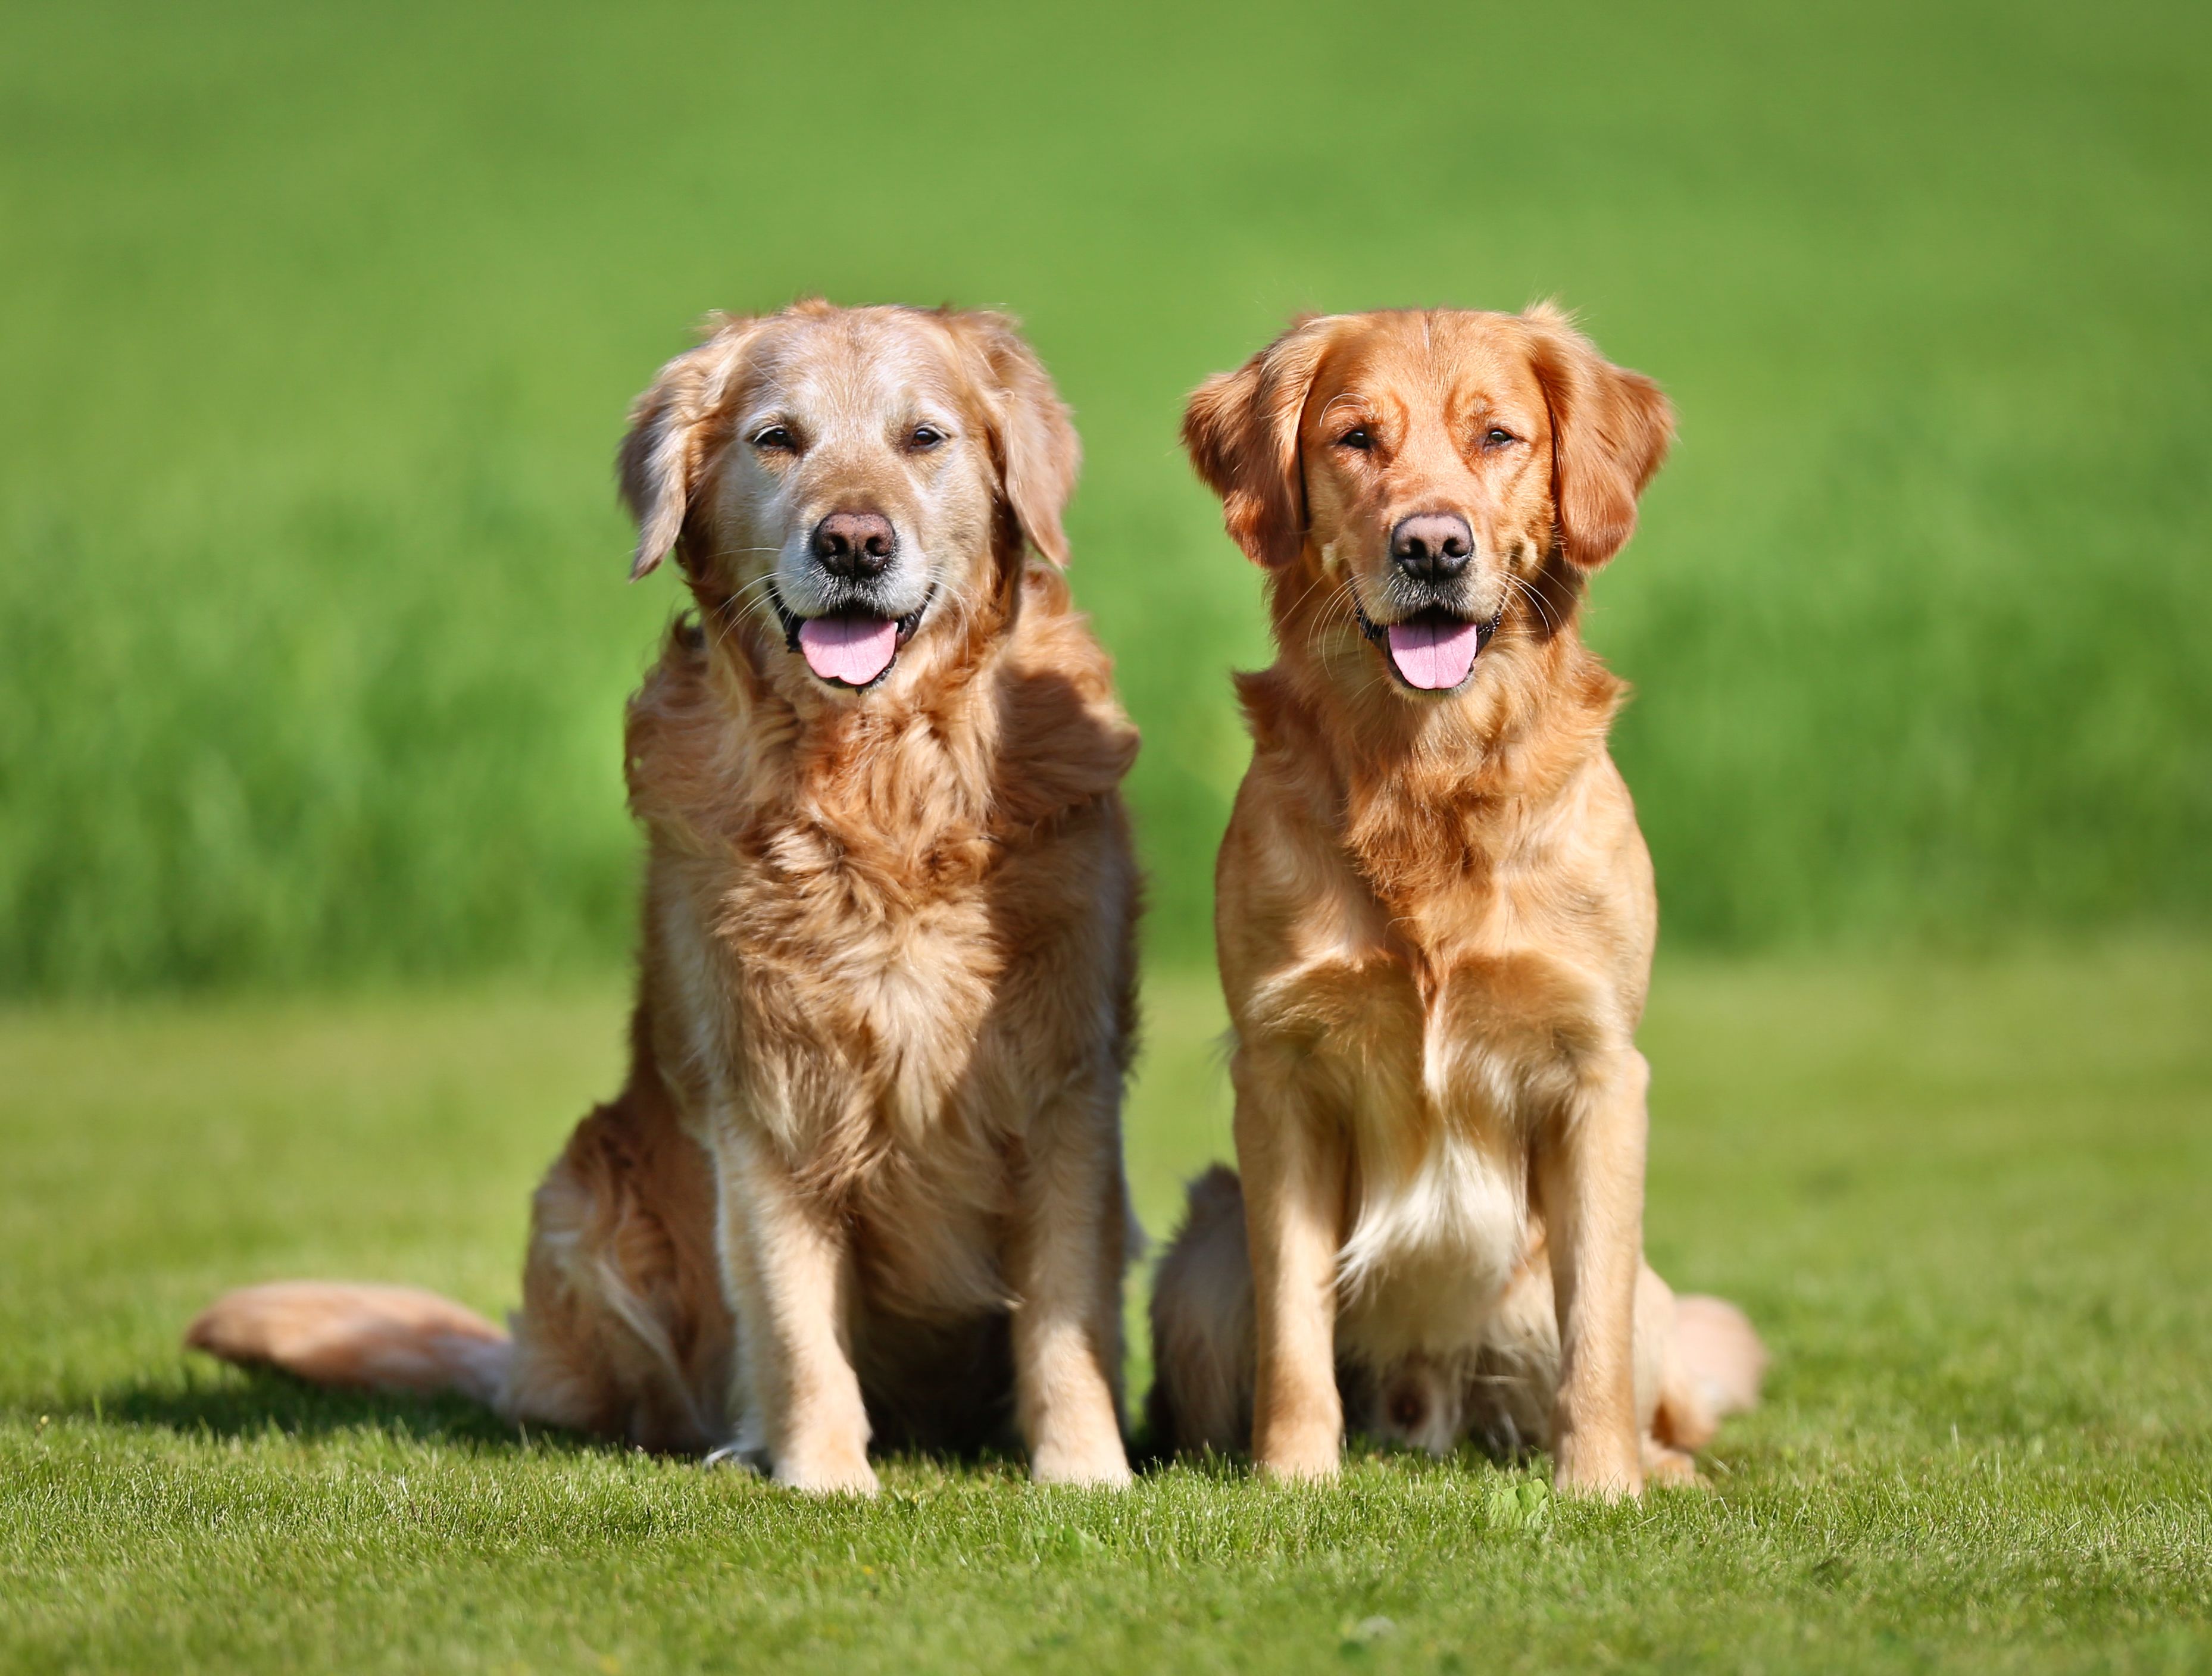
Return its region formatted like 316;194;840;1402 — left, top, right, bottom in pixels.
620;300;1079;696
1182;305;1671;698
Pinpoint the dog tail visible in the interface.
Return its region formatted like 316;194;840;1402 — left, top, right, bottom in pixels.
185;1281;511;1406
1671;1293;1767;1421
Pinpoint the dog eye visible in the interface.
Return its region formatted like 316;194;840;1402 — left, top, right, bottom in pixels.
1335;427;1373;452
750;425;796;452
1483;427;1517;449
907;425;946;452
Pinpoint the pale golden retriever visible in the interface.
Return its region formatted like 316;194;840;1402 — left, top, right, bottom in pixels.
189;301;1142;1492
1148;306;1764;1496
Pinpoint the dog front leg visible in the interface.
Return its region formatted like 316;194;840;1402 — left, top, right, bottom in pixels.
1535;1050;1650;1499
1006;1074;1133;1487
717;1125;876;1495
1235;1047;1348;1481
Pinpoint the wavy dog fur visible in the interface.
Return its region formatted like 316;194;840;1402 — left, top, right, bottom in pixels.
189;302;1142;1491
1148;306;1763;1496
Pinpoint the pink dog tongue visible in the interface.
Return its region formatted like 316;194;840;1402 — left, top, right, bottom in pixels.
798;614;898;686
1385;617;1484;690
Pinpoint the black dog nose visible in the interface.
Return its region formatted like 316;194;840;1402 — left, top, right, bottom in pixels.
1390;512;1474;581
810;511;897;580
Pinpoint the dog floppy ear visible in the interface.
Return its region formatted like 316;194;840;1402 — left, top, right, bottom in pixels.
1180;317;1339;568
617;314;758;580
1522;303;1674;570
942;309;1081;567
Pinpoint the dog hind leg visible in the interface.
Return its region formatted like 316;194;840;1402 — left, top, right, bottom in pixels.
1145;1165;1257;1458
499;1091;733;1453
187;1082;732;1456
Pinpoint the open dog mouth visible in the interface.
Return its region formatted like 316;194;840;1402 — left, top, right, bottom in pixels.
1354;598;1506;692
769;590;932;689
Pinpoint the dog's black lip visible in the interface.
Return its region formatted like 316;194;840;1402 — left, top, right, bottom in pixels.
1351;593;1507;688
767;583;935;690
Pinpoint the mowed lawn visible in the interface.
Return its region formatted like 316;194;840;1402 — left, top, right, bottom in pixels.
3;948;2208;1674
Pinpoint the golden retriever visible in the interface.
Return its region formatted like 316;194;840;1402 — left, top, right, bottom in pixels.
189;301;1142;1492
1147;305;1764;1496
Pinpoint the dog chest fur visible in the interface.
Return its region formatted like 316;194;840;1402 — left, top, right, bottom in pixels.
635;599;1136;1328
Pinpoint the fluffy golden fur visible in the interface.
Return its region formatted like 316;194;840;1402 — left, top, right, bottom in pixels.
1146;306;1764;1496
189;301;1142;1491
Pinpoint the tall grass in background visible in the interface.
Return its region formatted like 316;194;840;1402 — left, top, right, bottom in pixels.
2;0;2207;994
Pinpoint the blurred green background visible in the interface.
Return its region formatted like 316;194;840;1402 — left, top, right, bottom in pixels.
3;0;2207;994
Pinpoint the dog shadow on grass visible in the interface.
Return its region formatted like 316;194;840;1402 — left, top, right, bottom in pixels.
42;1365;552;1452
35;1375;1523;1495
38;1367;1184;1481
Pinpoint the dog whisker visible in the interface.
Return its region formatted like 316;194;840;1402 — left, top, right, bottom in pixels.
1506;573;1558;638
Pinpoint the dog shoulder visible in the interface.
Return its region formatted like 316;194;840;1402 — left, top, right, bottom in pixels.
993;567;1140;823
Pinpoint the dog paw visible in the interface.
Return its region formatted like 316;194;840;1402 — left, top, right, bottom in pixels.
1030;1443;1135;1489
1253;1427;1342;1483
773;1446;880;1496
1552;1434;1645;1500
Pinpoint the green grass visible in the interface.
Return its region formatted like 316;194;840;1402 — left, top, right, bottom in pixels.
5;948;2210;1672
4;0;2210;992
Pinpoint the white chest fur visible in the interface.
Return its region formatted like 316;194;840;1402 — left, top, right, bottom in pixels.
1338;1120;1526;1364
